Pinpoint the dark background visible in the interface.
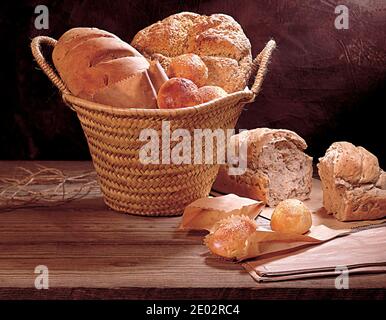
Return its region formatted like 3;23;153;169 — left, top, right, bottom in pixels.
1;0;385;166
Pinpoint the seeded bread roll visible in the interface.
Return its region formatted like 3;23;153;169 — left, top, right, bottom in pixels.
131;12;252;93
204;215;258;260
212;128;313;207
317;142;386;221
52;27;167;108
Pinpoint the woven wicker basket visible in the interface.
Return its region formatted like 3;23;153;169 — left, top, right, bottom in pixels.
31;36;275;216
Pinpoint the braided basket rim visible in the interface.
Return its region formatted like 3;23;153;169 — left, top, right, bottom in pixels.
62;90;255;119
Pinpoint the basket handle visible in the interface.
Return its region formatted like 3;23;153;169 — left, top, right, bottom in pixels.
249;39;276;96
31;36;70;94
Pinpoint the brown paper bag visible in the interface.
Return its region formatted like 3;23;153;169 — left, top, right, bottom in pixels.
93;71;158;109
245;226;386;282
235;224;348;261
180;194;264;232
148;60;169;93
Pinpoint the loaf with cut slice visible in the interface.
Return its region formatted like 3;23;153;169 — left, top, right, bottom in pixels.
317;142;386;221
212;128;313;207
131;12;252;93
52;27;168;108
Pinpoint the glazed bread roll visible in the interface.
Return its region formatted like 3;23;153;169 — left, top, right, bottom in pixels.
213;128;313;207
318;142;386;221
52;27;167;108
270;199;312;235
204;215;257;260
168;54;208;87
157;78;202;109
131;12;252;93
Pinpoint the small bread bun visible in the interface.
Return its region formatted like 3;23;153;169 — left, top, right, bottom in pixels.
204;215;257;260
198;86;227;103
157;77;202;109
270;199;312;235
167;54;208;87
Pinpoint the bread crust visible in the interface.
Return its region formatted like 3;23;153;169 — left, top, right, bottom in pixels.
318;141;386;221
230;128;308;169
198;85;227;103
52;28;118;66
168;54;208;87
213;166;269;203
131;12;252;93
340;186;386;221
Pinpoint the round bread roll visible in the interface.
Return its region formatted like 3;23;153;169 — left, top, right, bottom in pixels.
157;77;202;109
131;12;252;93
198;85;227;103
270;199;312;234
204;215;257;260
168;54;208;87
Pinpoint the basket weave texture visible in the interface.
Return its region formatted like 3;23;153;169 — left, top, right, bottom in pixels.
31;36;276;216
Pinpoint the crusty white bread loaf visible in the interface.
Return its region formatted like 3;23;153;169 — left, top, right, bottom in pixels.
52;27;168;108
212;128;313;207
318;142;386;221
131;12;252;93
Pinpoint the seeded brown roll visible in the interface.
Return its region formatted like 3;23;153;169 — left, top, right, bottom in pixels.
204;215;257;260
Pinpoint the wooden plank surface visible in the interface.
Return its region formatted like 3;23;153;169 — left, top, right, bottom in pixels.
0;161;385;300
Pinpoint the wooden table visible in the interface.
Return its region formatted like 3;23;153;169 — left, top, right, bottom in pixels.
0;161;385;300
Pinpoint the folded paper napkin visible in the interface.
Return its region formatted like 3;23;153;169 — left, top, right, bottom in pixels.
244;226;386;282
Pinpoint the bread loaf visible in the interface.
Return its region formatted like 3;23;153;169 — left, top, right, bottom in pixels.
212;128;313;207
318;142;386;221
52;27;167;108
131;12;252;93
